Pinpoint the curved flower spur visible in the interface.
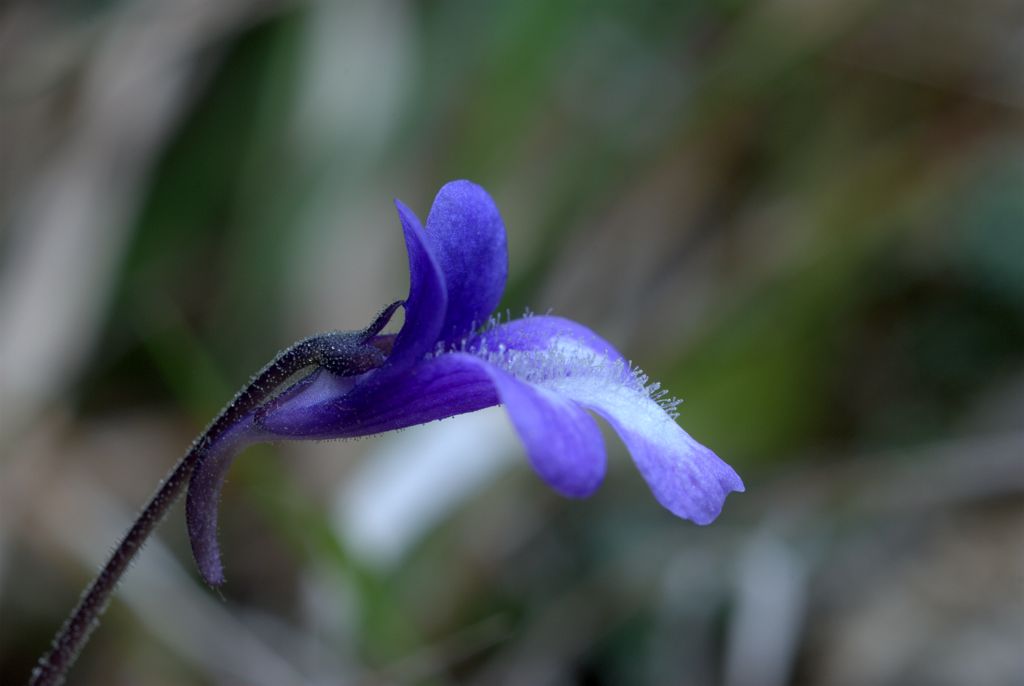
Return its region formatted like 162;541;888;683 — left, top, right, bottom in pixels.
29;180;743;685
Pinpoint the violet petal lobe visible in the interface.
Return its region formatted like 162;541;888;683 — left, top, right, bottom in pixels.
386;199;447;373
613;420;743;524
424;181;508;344
447;353;607;497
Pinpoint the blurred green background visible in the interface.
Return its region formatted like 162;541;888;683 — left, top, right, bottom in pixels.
1;0;1022;684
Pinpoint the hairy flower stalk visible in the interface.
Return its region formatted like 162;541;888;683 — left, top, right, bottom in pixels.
29;306;400;686
30;181;743;685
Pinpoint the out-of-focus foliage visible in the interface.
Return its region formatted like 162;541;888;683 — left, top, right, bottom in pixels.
1;1;1021;684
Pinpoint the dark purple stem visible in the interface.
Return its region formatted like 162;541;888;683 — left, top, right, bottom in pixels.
29;446;198;686
29;303;401;686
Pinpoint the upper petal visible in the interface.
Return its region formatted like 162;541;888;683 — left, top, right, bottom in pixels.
425;181;508;343
386;199;447;371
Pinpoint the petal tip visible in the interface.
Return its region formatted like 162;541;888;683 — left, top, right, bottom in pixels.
545;472;604;500
392;197;420;226
643;443;744;526
688;482;744;525
199;558;227;588
437;178;487;197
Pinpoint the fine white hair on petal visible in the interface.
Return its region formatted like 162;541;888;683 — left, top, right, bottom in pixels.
431;311;686;419
482;307;534;332
473;334;683;420
435;308;540;355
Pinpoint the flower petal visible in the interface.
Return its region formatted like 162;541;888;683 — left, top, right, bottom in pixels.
387;199;447;371
425;180;508;343
477;322;744;523
257;355;498;438
583;395;743;524
465;357;606;498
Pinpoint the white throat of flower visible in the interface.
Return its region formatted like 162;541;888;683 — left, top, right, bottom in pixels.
452;327;683;420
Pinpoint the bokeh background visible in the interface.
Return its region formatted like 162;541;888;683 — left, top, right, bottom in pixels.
2;1;1022;684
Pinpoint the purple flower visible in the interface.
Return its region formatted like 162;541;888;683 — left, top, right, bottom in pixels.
186;180;744;585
